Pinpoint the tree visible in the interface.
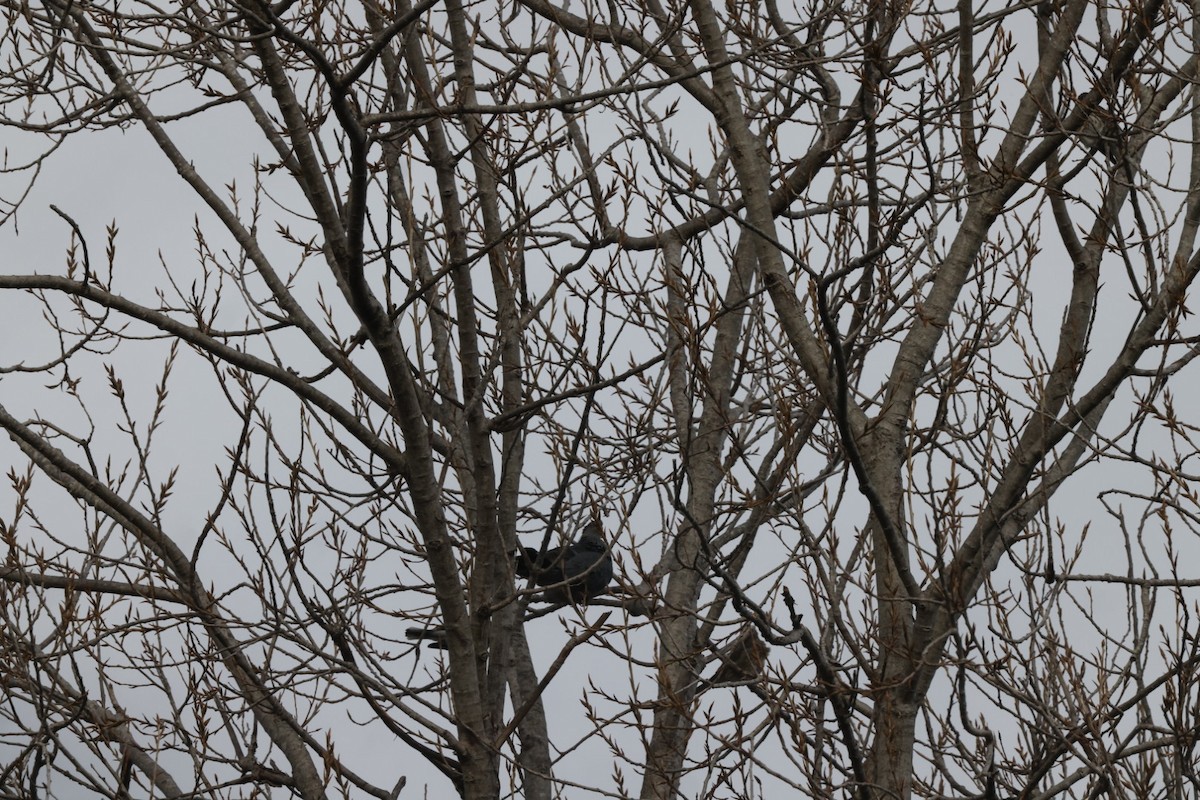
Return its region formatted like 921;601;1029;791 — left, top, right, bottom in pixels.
2;0;1200;797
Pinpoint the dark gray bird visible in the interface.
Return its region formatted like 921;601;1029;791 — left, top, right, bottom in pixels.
701;626;768;688
515;521;612;603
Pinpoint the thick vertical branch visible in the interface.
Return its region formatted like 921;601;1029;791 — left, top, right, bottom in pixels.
439;0;550;794
640;232;756;799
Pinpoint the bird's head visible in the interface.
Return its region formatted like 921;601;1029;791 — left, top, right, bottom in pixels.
577;521;607;551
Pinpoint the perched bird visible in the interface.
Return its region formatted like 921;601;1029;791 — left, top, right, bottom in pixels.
515;521;612;603
701;626;768;688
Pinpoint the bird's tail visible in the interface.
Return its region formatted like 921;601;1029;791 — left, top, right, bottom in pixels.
406;627;448;649
514;546;542;579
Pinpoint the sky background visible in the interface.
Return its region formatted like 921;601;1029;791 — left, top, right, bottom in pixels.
3;1;1200;798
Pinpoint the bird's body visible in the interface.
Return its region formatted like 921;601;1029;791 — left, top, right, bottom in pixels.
701;626;767;687
515;521;612;603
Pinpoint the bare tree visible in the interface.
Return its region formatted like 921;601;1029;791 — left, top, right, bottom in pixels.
2;0;1200;798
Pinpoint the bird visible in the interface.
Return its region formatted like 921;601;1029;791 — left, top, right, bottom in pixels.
515;521;612;603
700;626;767;688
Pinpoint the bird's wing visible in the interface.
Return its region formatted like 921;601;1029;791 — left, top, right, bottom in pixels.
561;543;602;577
